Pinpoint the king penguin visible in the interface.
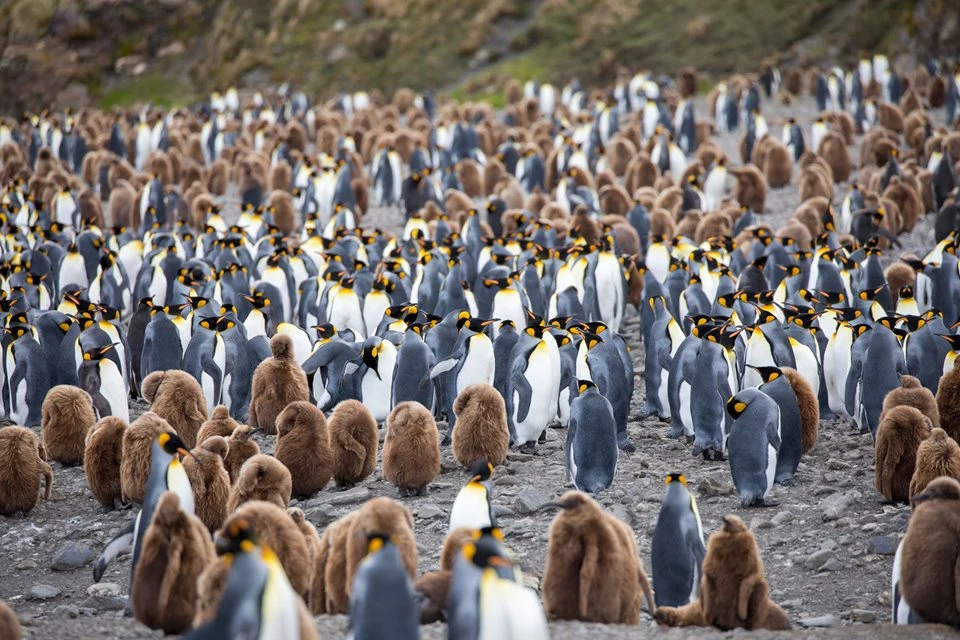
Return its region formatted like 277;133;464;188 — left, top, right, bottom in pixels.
565;380;619;493
751;365;803;484
79;343;130;423
726;389;781;506
348;534;419;640
507;323;556;451
449;460;496;533
651;472;706;607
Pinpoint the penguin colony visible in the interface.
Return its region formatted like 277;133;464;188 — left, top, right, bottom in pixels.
0;54;958;637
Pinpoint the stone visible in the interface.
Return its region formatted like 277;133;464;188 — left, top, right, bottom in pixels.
312;486;371;506
697;474;733;497
53;605;80;619
851;609;877;623
771;510;794;526
514;488;551;515
608;504;633;526
16;559;37;570
820;558;843;572
821;490;860;522
492;505;515;518
28;584;61;600
304;504;338;526
799;615;838;628
805;549;835;571
84;582;125;612
326;44;350;66
158;42;186;58
869;535;898;556
414;505;444;521
52;541;94;571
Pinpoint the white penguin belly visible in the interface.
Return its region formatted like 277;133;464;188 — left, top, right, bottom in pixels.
59;257;89;290
167;459;195;515
478;576;550;640
557;386;571;427
202;341;226;410
491;295;526;338
458;336;495;390
328;292;365;338
261;565;301;640
449;485;492;532
791;340;820;397
765;441;778;497
100;360;130;423
13;374;28;426
679;383;694;436
363;293;389;337
512;342;554;443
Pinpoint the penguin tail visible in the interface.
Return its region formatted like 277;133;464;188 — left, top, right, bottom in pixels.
93;519;135;582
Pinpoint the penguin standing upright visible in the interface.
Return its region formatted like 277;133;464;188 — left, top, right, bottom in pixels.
392;323;435;410
449;460;495;533
94;433;195;603
507;324;556;451
651;473;706;607
429;317;495;435
348;534;419;640
565;380;619;493
752;365;803;484
4;325;51;426
349;337;397;423
726;389;781;506
79;343;130;423
855;318;907;436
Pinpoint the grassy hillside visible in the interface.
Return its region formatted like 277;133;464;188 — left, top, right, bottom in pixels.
0;0;955;113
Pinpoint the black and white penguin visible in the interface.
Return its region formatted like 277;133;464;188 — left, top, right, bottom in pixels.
726;388;781;506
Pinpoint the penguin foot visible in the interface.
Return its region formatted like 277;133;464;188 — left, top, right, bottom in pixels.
334;482;357;492
518;442;537;454
538;430;547;444
398;487;425;498
666;426;684;440
440;434;452;446
701;449;725;462
638;405;659;419
759;497;781;508
618;437;636;453
775;475;795;486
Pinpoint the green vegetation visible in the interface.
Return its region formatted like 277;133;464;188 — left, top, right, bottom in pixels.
99;74;195;109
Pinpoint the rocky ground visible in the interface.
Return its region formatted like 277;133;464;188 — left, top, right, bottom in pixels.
1;94;955;638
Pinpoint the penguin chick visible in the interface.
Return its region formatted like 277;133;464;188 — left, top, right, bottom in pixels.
274;401;333;497
249;334;309;435
84;416;127;508
346;497;418;598
227;454;292;512
654;515;791;630
132;491;215;634
414;570;452;624
348;534;420;640
383;401;440;496
782;368;819;454
197;405;240;444
182;436;231;531
883;375;940;427
41;385;96;465
910;428;960;499
901;477;960;625
542;490;655;623
937;360;960;443
0;427;53;516
141;370;209;449
288;507;323;613
224;424;260;483
216;501;312;598
328;399;379;488
451;383;509;468
120;412;175;504
268;190;298;236
875;405;932;503
0;601;21;640
319;511;358;614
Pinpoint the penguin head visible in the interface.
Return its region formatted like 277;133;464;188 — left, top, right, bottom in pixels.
462;536;514;577
313;323;337;340
361;341;381;377
472;525;505;543
665;472;687;486
467;459;494;484
157;431;194;460
726;394;750;419
82;343;117;362
363;532;394;556
911;477;960;507
576;379;597;395
524;324;545;339
215;517;259;556
748;365;782;384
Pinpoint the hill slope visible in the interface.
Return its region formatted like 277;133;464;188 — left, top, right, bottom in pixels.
0;0;956;113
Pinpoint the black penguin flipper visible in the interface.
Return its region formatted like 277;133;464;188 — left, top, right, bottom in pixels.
201;355;223;407
93;518;136;582
844;356;863;418
767;417;782;452
511;370;534;424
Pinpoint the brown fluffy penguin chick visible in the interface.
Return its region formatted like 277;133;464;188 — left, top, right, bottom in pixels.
41;385;96;465
274;401;333;497
328;399;379;488
0;601;20;640
224;424;260;483
911;428;960;499
383;402;440;496
268;189;298;236
781;368;819;454
885;263;915;306
84;417;127;507
132;491;215;634
542;491;654;623
197;405;239;444
121;412;175;504
0;427;53;516
227;454;292;512
882;375;940;427
318;511;357;614
141;370;208;449
655;515;791;630
875;406;932;503
901;477;960;625
346;497;418;595
451;383;510;468
223;501;312;597
937;360;960;442
288;507;323;613
183;436;231;531
248;335;309;435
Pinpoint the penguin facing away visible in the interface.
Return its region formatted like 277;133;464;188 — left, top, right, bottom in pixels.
565;379;619;493
347;533;420;640
651;472;706;607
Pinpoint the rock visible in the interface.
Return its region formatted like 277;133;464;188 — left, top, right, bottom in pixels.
84;583;125;612
771;510;794;526
514;488;551;515
851;609;877;623
608;504;633;526
821;539;839;552
492;505;516;518
312;486;371;506
16;559;37;570
697;474;733;497
28;584;61;600
870;535;898;556
414;505;444;521
494;476;520;487
9;0;57;37
799;615;838;628
805;549;835;571
304;504;338;526
53;605;80;619
158;41;186;58
820;558;843;572
115;55;146;75
52;541;94;571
